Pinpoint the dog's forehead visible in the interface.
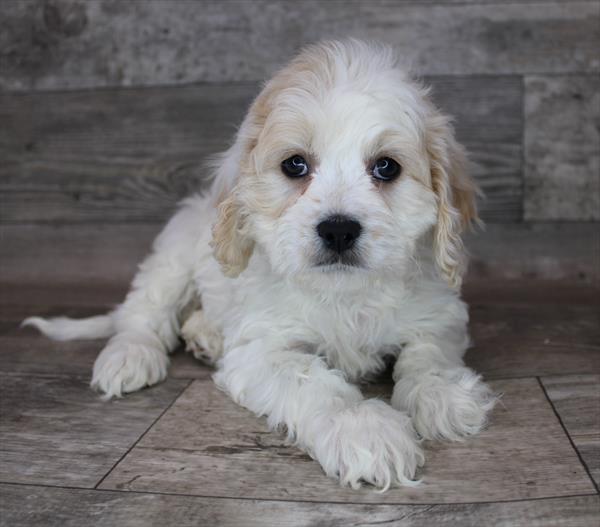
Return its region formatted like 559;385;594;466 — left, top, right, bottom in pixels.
321;89;385;125
317;91;411;151
269;83;422;160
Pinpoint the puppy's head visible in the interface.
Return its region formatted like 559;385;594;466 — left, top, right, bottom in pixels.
212;40;478;288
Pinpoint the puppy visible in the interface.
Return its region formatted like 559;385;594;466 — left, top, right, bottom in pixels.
25;40;496;490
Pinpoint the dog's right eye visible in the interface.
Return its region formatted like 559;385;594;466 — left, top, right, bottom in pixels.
281;155;309;178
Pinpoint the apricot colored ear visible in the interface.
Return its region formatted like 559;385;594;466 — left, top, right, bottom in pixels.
426;113;480;288
211;189;255;278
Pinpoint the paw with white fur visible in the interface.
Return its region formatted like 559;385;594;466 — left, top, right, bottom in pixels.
312;399;424;490
91;333;169;399
391;367;497;441
180;310;223;365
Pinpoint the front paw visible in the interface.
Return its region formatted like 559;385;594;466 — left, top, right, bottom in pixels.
181;310;223;366
313;399;424;490
391;367;497;441
91;333;168;399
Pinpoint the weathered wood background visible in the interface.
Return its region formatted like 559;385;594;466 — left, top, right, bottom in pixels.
1;0;599;280
1;4;599;524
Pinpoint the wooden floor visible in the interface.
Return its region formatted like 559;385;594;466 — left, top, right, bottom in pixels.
1;279;599;526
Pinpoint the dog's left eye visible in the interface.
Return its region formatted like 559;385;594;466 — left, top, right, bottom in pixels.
372;157;402;181
281;155;309;178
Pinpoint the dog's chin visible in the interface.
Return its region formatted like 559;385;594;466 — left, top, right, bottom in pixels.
296;255;375;293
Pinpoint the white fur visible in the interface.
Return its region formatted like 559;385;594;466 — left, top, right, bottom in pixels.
181;309;224;365
26;40;496;489
22;314;113;340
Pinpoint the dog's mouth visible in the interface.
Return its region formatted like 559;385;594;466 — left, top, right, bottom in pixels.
316;263;361;274
314;252;362;271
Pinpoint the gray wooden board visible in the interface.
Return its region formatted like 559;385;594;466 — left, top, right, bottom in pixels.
0;224;157;288
524;75;600;221
99;377;596;503
0;77;522;223
3;294;599;382
464;223;600;284
0;373;188;487
2;223;598;288
1;484;599;527
463;281;600;306
0;336;104;376
1;1;598;90
0;83;255;224
541;374;600;488
466;303;600;380
0;335;213;382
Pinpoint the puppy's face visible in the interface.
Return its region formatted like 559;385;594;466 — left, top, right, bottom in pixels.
212;42;477;287
248;89;436;277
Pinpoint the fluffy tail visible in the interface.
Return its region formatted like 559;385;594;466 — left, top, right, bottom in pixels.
22;314;115;341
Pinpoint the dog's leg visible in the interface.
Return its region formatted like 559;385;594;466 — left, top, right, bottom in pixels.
391;336;497;441
181;309;223;365
91;205;202;398
214;340;424;490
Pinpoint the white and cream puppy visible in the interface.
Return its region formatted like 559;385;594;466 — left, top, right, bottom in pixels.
25;40;496;491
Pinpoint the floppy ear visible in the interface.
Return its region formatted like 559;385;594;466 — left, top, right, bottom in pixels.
426;113;480;288
211;183;255;278
209;91;268;277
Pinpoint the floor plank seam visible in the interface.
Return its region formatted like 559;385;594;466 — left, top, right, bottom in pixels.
92;378;194;490
536;376;600;494
1;480;598;508
2;368;596;384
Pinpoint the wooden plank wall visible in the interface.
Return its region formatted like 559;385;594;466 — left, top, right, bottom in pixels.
0;0;598;279
0;77;523;223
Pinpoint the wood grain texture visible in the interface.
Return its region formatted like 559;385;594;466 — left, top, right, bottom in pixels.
428;76;523;222
0;76;521;223
541;374;600;487
466;303;600;379
0;373;188;487
1;0;598;91
2;222;598;290
1;484;599;527
0;84;255;224
463;281;600;306
0;334;213;382
0;224;157;288
3;286;598;382
99;377;595;503
524;75;600;220
0;336;102;376
465;223;600;284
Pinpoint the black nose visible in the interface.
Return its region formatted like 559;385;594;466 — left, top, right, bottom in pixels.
317;215;362;254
